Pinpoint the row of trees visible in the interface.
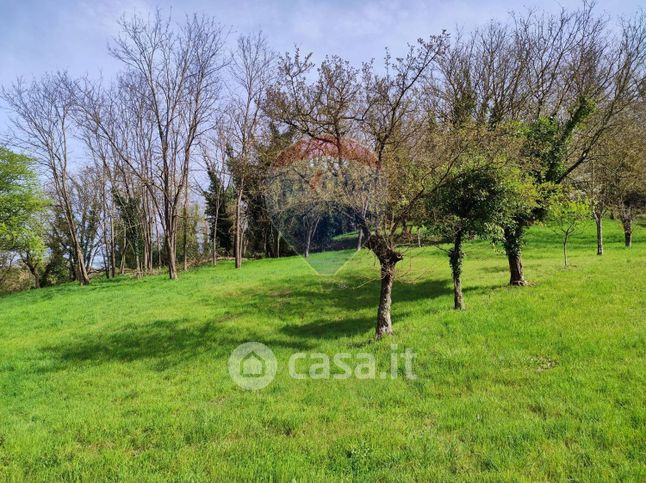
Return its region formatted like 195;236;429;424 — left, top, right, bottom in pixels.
1;5;645;337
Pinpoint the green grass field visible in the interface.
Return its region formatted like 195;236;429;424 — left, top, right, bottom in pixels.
0;220;644;481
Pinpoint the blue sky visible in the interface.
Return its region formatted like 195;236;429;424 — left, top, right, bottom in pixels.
0;0;643;131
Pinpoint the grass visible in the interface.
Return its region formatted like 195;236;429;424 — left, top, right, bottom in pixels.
0;220;644;481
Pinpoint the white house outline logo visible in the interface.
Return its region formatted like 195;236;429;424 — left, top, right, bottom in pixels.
228;342;277;390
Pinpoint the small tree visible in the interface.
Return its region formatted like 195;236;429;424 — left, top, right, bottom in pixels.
547;192;589;267
429;163;526;309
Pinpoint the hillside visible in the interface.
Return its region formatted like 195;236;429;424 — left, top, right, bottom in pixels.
0;221;644;480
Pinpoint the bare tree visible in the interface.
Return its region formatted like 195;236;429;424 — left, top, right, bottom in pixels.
2;73;91;284
222;32;275;269
100;11;227;279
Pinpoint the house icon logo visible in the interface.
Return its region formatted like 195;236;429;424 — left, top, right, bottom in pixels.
228;342;277;390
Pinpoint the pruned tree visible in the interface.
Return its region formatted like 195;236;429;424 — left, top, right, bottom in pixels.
267;35;450;337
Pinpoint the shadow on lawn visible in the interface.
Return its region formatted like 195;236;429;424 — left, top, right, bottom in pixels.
279;278;453;339
40;269;501;371
41;317;315;372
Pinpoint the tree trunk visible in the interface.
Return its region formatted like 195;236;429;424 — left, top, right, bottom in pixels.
212;201;219;266
622;217;632;247
60;183;90;285
234;188;243;269
182;186;189;272
304;217;319;258
367;234;403;339
120;231;127;275
25;262;41;289
109;212;116;277
102;247;110;280
507;253;526;286
155;221;162;269
143;191;154;273
594;212;603;255
376;259;395;338
449;232;465;310
563;234;569;267
64;207;90;285
163;194;179;279
166;231;178;280
504;225;527;286
72;239;90;284
211;221;218;265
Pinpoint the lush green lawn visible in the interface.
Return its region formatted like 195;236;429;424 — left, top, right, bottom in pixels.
0;220;644;481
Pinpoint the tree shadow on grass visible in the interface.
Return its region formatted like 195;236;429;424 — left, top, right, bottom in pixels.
40;317;315;373
279;278;453;339
39;269;504;371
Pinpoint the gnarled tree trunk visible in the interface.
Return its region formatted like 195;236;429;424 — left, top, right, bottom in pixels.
376;259;395;337
503;225;527;286
367;234;403;338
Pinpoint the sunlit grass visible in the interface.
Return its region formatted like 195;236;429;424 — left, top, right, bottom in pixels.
0;220;644;480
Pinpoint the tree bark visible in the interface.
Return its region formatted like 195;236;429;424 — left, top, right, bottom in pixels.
182;185;189;272
376;260;395;338
142;191;153;273
507;253;526;286
60;185;90;285
163;194;179;279
594;212;603;255
211;221;218;265
503;225;527;286
212;197;220;266
622;217;632;247
367;234;403;339
234;188;243;269
449;231;465;310
120;234;127;275
109;214;116;277
165;231;178;279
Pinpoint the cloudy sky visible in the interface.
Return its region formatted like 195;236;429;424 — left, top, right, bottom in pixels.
0;0;642;130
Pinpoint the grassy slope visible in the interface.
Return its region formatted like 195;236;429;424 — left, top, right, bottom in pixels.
0;221;644;481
